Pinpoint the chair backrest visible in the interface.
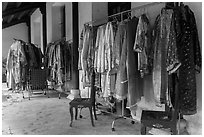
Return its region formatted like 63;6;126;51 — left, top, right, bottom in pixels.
28;68;47;90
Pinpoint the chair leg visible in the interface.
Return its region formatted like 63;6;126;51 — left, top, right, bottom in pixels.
69;106;74;127
171;127;178;135
59;93;61;99
79;107;83;118
47;89;50;98
28;89;31;100
89;107;95;127
75;107;78;120
93;105;97;120
44;90;46;95
141;123;146;135
22;90;25;99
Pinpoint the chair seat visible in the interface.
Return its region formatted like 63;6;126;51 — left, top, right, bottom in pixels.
69;98;92;106
141;110;177;129
141;110;173;121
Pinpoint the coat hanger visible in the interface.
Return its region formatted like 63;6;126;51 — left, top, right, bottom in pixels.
113;16;118;22
13;38;18;41
127;11;132;19
144;7;150;20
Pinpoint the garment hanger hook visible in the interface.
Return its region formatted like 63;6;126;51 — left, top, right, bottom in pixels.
128;11;131;19
133;9;136;17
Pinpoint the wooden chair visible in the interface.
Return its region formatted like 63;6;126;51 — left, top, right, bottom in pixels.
69;71;97;127
140;74;180;135
24;68;49;100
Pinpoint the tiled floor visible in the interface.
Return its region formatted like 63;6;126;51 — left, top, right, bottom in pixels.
2;84;141;135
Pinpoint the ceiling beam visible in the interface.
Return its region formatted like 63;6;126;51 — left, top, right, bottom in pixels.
2;17;28;29
2;2;8;11
18;11;26;20
28;8;37;16
3;2;44;17
16;2;22;8
7;14;15;23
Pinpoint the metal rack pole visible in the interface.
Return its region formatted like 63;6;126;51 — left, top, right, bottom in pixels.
85;2;164;25
121;12;124;117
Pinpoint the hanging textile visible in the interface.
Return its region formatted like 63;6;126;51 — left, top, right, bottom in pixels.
22;43;43;69
152;8;181;106
93;22;115;98
126;16;144;110
94;24;106;73
94;25;106;91
102;22;115;97
80;25;94;88
133;14;155;106
114;20;128;100
6;40;27;89
45;39;72;87
175;5;201;115
21;42;43;88
134;14;152;77
6;39;43;90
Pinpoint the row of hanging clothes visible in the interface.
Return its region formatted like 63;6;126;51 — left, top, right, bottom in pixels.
78;2;201;117
155;2;202;115
6;38;43;90
44;38;72;90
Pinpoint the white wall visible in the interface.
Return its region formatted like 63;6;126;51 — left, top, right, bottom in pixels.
2;23;28;58
31;8;42;47
65;3;72;40
46;2;67;42
46;2;54;44
52;5;64;41
92;2;108;26
78;2;92;35
131;2;165;26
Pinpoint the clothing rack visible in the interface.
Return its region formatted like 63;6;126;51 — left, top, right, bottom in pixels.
85;2;164;25
13;38;27;44
83;2;167;132
13;38;40;49
46;38;72;97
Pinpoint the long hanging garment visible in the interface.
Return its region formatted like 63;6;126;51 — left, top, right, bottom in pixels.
103;22;115;98
81;25;94;88
152;8;180;106
114;21;128;100
127;16;143;110
175;5;201;115
6;40;27;89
